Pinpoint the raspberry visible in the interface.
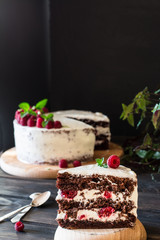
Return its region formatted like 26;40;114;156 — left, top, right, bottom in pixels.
107;155;120;169
27;116;36;127
98;207;115;218
36;117;43;128
19;116;29;126
14;221;24;232
15;110;23;123
46;121;54;129
54;121;62;128
61;190;77;199
104;191;112;199
42;107;48;113
59;159;68;168
78;214;86;220
73;160;81;167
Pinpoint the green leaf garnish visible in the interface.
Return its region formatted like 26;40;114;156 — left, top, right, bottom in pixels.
20;112;29;118
41;113;54;127
96;158;104;166
96;157;108;168
36;99;48;110
19;102;30;112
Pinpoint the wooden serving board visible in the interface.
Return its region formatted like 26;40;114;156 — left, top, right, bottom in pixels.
54;219;147;240
0;142;123;179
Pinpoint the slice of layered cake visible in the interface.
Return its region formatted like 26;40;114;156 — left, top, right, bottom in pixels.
56;155;138;229
54;110;111;150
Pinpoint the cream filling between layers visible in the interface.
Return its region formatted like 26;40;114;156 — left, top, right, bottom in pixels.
56;188;138;213
57;209;136;223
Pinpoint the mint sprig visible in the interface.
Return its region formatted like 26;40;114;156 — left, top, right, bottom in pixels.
41;113;54;127
18;99;48;118
35;99;48;110
96;157;108;168
19;102;30;112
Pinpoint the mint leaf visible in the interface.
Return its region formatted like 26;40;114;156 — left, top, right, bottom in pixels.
41;114;48;120
28;109;37;116
103;163;108;168
96;158;104;166
42;120;49;128
96;157;108;168
46;113;54;120
19;102;30;111
20;112;28;118
36;99;48;110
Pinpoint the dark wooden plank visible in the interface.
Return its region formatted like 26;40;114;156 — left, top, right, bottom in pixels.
0;175;57;199
0;221;55;240
0;196;58;225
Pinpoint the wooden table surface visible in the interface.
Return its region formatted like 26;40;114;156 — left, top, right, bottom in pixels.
0;166;160;239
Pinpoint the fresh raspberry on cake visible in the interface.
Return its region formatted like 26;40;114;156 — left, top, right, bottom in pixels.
27;115;36;127
107;155;120;168
19;116;29;126
46;120;54;129
59;159;68;168
54;121;62;128
73;160;81;167
36;117;43;128
15;110;23;123
42;107;49;113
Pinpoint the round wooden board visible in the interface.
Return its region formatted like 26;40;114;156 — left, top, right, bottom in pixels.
54;219;147;240
0;142;123;179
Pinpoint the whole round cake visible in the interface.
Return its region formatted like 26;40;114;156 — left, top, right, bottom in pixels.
13;99;96;165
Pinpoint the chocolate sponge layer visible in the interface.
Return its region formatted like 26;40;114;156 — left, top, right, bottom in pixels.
57;214;136;229
57;198;135;212
57;173;137;193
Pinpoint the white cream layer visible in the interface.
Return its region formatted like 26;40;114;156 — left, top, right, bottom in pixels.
57;209;136;223
56;188;137;210
59;164;137;181
54;110;110;122
54;110;111;145
13;118;95;164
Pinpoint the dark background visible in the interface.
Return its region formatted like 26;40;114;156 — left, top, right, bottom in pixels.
0;0;160;150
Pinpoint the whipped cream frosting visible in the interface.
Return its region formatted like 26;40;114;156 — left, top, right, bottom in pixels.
54;110;110;122
59;164;137;180
13;117;95;164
